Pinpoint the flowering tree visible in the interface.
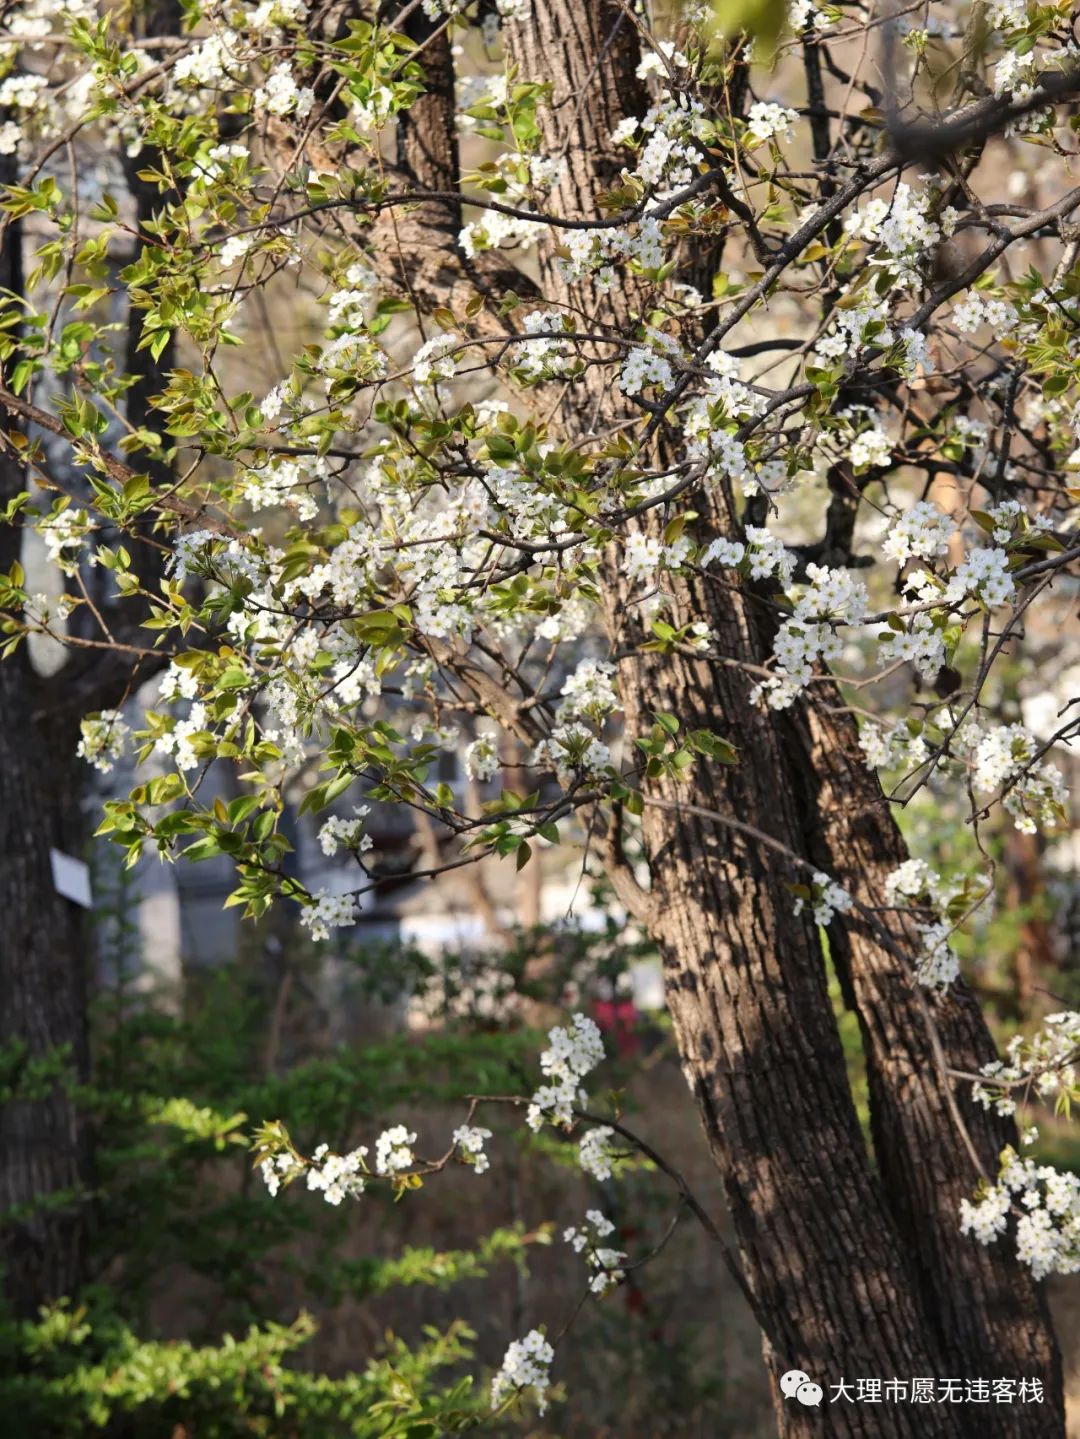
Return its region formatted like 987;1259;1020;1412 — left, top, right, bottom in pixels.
1;0;1079;1431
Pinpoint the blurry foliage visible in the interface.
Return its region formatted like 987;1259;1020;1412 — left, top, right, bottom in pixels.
0;1303;482;1438
0;890;697;1437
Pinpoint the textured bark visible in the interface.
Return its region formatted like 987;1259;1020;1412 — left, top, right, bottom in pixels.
353;4;541;330
620;577;965;1439
0;0;180;1314
501;5;1065;1435
0;671;90;1315
498;8;962;1433
797;691;1064;1435
0;166;91;1309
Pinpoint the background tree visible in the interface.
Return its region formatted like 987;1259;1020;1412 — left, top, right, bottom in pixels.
0;0;180;1307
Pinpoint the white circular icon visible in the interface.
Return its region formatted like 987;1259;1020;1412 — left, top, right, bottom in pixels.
796;1380;824;1407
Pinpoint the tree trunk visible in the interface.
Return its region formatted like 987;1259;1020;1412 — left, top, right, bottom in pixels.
0;129;91;1312
0;687;91;1316
796;691;1063;1434
503;4;1064;1433
0;0;179;1311
620;578;964;1438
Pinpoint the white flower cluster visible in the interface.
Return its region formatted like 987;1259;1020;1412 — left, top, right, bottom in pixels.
878;544;1016;681
789;0;832;31
413;332;460;388
490;1329;554;1415
155;701;210;772
167;529;223;583
844;181;944;287
612;91;709;194
510;311;578;383
375;1124;417;1175
38;507;89;575
754;563;867;710
318;805;373;857
635;40;688;81
950;545;1016;608
914;920;961;989
898;326;934;378
261;1120;421;1204
557;659;619;722
793;870;853;927
972;1012;1080;1118
619;343;676;397
621;531;691;586
299;888;358;941
883;857;940;907
259;1151;303;1198
459;184;545;259
530;661;618;785
464;730;500;783
453;1124;493;1174
77;711;130;774
969;723;1068;833
744;101;798;147
951;292;1019;335
532;722;611;784
961;1147;1080;1280
859;718;930;772
985;498;1051;545
700;536;746;568
159;663;200;703
253;63;314;118
219;232;253;268
555;217;666;289
954;414;989;454
881;500;954;567
303;1142;369;1205
882;860;962;988
195;141;249;185
876;591;947;680
421;0;463;18
526;1014;605;1131
813;294;886;366
563;1209;626;1294
680;355;768;495
579;1125;620;1182
985;0;1029;29
849;423;894;472
242;455;330;523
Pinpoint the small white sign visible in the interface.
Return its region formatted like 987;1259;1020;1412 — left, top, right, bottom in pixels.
50;849;93;909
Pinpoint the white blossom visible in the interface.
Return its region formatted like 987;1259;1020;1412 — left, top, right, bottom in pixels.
374;1124;417;1175
491;1329;554;1414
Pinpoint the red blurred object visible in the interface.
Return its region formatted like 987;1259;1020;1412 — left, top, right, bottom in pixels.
591;998;641;1058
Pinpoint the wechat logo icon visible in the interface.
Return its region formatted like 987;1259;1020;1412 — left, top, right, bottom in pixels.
781;1369;824;1408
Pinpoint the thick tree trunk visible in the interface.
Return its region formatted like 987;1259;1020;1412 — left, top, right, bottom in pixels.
797;692;1064;1434
503;4;1064;1434
0;673;90;1315
0;139;93;1314
0;350;92;1317
0;0;179;1309
620;578;964;1438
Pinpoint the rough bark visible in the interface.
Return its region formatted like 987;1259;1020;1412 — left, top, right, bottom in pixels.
501;5;1065;1434
0;675;91;1316
495;8;965;1434
620;580;965;1439
0;173;91;1310
797;690;1064;1435
0;0;179;1314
